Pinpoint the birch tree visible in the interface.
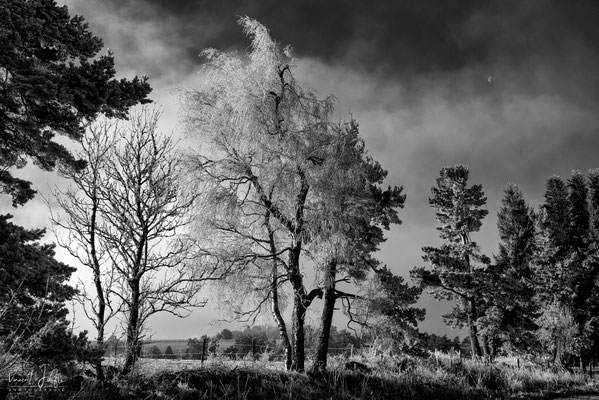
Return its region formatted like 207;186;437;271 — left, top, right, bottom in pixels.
183;17;338;372
183;17;418;372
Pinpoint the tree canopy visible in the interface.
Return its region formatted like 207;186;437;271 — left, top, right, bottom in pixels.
0;0;151;206
183;17;416;372
0;212;82;368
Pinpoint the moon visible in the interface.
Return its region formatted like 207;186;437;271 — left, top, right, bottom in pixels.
488;76;493;83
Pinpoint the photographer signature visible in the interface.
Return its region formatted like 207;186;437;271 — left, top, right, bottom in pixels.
7;365;65;389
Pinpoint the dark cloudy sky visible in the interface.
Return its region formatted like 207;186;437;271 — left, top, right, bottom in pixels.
10;0;599;339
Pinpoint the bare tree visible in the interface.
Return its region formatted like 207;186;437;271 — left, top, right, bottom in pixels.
50;119;121;380
52;108;213;374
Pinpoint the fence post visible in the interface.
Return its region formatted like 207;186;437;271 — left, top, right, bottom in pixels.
517;358;520;369
252;339;256;361
201;337;207;365
350;344;354;359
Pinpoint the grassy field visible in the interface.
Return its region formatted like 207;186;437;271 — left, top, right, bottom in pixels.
7;352;599;399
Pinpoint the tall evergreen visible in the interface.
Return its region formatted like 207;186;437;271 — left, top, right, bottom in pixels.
543;176;570;249
0;213;86;367
588;169;599;244
534;175;571;304
585;169;599;360
567;171;590;253
489;184;537;353
534;171;598;365
496;184;536;277
412;165;489;359
567;172;592;327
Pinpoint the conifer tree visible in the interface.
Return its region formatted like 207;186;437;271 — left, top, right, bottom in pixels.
412;165;489;359
0;213;97;369
584;169;599;360
164;345;175;359
534;176;571;304
588;170;599;244
488;184;537;353
0;0;151;206
534;172;595;365
567;171;590;253
567;172;593;331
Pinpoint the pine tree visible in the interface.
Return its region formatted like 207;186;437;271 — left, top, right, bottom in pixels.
0;213;81;364
534;172;595;365
489;184;537;353
588;169;599;244
567;171;590;253
567;172;592;329
164;345;175;359
412;165;489;359
0;0;151;206
148;345;162;359
585;169;599;361
534;175;571;304
496;184;536;277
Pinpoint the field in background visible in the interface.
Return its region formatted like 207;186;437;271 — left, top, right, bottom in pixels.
104;338;357;362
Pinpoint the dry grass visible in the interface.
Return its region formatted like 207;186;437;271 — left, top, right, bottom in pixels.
11;351;599;399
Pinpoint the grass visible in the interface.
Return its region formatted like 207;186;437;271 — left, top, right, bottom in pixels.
5;352;599;399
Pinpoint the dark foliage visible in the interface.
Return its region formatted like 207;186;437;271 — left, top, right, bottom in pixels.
486;184;538;354
0;0;151;206
0;214;75;339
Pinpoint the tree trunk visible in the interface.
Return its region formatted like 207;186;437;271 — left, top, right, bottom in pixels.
265;210;292;370
290;294;307;372
288;239;308;372
91;199;106;380
480;334;492;363
94;309;105;379
461;235;482;361
122;280;141;374
93;266;106;380
468;298;483;360
311;259;337;375
270;264;292;370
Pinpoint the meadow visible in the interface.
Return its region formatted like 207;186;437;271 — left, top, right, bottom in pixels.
8;351;599;400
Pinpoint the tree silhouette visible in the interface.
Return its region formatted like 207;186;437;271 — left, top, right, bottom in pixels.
0;0;151;206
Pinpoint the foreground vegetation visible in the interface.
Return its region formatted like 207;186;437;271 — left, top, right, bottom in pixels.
5;353;599;400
